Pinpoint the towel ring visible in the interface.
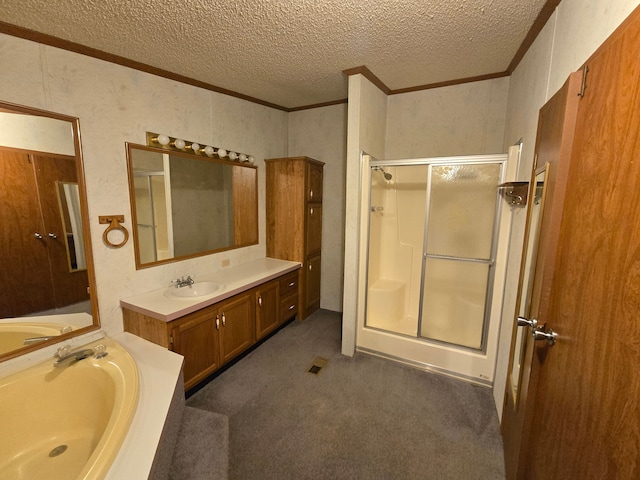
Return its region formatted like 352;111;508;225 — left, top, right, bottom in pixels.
99;215;129;248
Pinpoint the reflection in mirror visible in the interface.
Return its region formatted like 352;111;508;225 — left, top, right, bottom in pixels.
56;182;87;271
127;144;258;268
0;101;99;361
509;164;548;406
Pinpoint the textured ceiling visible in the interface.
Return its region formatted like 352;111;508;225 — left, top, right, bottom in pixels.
0;0;548;109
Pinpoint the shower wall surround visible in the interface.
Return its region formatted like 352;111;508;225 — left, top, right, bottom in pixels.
0;32;288;337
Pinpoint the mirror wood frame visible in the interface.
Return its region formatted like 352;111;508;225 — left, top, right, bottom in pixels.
0;100;100;362
126;143;259;269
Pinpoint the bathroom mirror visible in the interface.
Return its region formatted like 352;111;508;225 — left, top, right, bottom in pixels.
0;101;99;361
126;144;258;268
509;164;548;407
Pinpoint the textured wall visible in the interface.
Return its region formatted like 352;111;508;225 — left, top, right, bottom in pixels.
385;77;510;159
0;33;288;338
287;104;348;312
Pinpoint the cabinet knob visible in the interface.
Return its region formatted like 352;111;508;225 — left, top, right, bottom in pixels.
310;207;314;215
288;304;295;310
309;264;312;270
310;189;314;199
288;282;295;287
258;296;262;307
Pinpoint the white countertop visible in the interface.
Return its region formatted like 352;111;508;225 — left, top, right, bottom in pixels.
106;332;184;480
120;257;301;322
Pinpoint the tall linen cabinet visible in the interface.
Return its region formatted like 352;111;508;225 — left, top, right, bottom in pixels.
266;157;324;320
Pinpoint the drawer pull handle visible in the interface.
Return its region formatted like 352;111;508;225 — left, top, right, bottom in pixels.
258;296;262;307
289;304;295;310
310;189;313;199
288;282;295;287
215;315;220;330
222;313;226;326
310;208;314;215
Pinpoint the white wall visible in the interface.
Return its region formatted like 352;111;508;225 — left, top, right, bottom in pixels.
287;104;347;312
386;77;510;159
0;34;288;338
342;75;388;355
494;0;640;419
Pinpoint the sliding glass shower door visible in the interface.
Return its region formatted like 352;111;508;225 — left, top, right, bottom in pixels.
420;163;501;349
365;158;503;352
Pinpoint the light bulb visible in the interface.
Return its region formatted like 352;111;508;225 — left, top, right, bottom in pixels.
204;146;214;156
156;134;170;146
228;151;238;161
217;148;227;158
248;156;255;164
190;142;201;152
239;154;247;162
173;138;186;150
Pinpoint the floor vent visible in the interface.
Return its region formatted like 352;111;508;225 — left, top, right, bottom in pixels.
307;356;328;375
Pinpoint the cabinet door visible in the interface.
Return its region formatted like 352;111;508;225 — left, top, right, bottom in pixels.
305;254;321;315
255;280;279;340
307;161;323;202
306;203;322;255
219;293;256;364
171;308;220;390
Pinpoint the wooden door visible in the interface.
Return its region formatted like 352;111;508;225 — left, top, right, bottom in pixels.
306;203;322;255
0;150;55;317
306;161;323;202
219;292;255;364
503;8;640;479
255;280;279;340
171;308;220;390
33;154;89;309
305;254;321;315
502;71;583;479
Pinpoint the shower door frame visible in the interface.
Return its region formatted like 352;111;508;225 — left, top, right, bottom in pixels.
359;153;509;385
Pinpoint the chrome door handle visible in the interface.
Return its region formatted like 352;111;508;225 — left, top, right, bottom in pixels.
532;327;557;346
48;233;57;239
34;232;43;239
516;316;538;329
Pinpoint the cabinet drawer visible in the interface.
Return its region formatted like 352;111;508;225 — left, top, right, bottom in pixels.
280;293;298;322
279;271;298;297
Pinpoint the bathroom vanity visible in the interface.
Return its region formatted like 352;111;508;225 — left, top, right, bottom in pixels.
120;258;300;390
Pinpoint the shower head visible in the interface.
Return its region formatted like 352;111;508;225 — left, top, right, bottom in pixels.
373;166;393;181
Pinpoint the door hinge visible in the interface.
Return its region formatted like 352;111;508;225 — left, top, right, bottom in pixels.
578;66;589;97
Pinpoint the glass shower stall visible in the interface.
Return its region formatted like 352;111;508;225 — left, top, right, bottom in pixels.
360;153;507;383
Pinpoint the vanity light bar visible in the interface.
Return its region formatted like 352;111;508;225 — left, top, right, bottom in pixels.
145;132;254;164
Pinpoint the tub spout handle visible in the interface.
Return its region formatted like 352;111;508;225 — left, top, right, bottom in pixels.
53;345;97;368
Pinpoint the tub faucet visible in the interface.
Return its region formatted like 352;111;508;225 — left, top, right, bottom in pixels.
53;345;96;368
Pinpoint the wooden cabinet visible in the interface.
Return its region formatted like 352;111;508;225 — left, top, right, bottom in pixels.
217;292;255;364
255;279;279;340
266;157;324;319
170;308;220;389
123;268;299;391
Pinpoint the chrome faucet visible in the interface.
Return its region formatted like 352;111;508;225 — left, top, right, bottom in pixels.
53;345;98;368
173;275;195;288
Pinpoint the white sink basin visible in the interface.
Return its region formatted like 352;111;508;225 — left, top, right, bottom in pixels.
164;281;224;299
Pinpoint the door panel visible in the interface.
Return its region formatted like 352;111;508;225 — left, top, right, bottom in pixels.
501;70;583;479
33;155;89;309
503;7;640;479
0;150;55;316
524;15;640;479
